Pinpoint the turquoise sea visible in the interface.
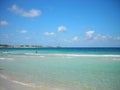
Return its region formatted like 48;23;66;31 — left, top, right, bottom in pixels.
0;48;120;90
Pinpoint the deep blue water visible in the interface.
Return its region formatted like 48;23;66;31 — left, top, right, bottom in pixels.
0;47;120;54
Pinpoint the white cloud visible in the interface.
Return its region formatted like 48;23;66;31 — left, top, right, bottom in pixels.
94;34;107;40
58;26;67;32
23;9;41;17
93;34;120;41
86;31;94;38
72;36;78;41
0;21;8;26
9;5;41;18
19;30;27;34
62;36;79;44
44;32;55;37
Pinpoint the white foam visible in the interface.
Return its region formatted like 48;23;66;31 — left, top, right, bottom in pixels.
23;53;120;58
43;54;120;57
12;80;66;90
25;53;42;56
0;58;5;60
0;74;8;79
24;53;45;58
25;53;37;55
3;51;120;58
0;58;14;60
66;54;120;57
0;73;38;88
12;80;37;88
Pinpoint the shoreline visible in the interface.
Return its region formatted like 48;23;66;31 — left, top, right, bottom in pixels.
0;75;39;90
0;74;86;90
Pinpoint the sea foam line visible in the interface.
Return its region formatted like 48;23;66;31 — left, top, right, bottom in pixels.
41;54;120;57
12;80;65;90
12;80;37;88
2;52;120;58
0;73;38;88
24;53;120;57
0;74;74;90
66;54;120;57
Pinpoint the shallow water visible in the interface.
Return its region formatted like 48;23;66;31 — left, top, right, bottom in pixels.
0;48;120;90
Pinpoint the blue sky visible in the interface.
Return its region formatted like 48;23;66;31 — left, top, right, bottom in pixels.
0;0;120;47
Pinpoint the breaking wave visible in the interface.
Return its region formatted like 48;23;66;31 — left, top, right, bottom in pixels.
24;53;120;57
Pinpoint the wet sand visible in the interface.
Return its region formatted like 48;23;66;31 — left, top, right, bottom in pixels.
0;76;70;90
0;76;87;90
0;76;38;90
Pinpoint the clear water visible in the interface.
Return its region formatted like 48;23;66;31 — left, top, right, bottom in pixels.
0;48;120;90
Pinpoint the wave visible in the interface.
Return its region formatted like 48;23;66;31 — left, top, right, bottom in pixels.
64;54;120;57
1;52;120;58
24;53;46;58
23;53;120;57
0;53;120;60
